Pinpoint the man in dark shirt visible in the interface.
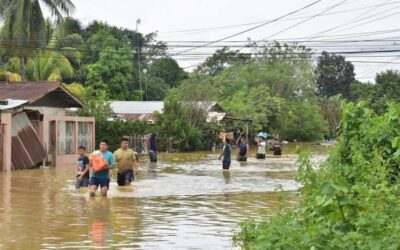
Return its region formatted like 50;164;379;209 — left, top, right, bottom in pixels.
148;133;158;162
76;146;90;189
218;137;232;170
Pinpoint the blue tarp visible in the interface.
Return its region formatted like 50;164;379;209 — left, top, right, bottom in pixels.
257;132;269;139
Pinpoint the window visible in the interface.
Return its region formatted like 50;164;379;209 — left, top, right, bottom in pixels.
58;121;75;155
78;122;92;153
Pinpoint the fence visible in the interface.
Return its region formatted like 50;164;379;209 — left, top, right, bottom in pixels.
125;136;173;155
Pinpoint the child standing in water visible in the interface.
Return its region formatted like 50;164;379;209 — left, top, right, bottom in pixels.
218;137;232;170
76;146;90;189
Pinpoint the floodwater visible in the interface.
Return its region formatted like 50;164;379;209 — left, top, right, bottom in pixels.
0;143;332;250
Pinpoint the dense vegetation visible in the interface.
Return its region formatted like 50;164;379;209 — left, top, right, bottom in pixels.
235;102;400;249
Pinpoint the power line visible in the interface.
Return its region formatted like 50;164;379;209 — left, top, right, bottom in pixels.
169;0;323;57
157;1;400;37
321;6;400;37
259;0;348;42
305;0;396;40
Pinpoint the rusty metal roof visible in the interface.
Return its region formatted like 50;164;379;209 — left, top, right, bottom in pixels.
0;81;83;107
11;112;47;169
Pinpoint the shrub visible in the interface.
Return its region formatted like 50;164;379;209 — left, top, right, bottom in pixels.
235;102;400;249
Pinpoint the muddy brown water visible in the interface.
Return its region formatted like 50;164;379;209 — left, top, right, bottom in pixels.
0;143;332;249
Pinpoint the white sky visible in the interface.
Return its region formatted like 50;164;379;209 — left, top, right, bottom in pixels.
64;0;400;82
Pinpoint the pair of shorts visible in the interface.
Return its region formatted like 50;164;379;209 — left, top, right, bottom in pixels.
75;177;89;189
273;148;282;156
89;177;110;189
117;169;134;186
223;160;231;169
256;153;266;159
149;150;158;162
237;155;247;161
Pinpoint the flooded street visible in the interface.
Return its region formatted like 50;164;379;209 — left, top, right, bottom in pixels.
0;143;331;249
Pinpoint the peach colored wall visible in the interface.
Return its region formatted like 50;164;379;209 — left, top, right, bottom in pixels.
1;112;12;172
43;115;95;167
1;109;95;170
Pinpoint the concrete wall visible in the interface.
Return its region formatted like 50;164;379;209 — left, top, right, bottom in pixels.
0;112;12;172
43;115;95;167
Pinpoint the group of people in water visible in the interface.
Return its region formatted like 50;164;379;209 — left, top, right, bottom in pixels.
75;134;158;197
75;133;281;196
218;135;283;170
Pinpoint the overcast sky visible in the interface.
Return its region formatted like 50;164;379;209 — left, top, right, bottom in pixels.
66;0;400;82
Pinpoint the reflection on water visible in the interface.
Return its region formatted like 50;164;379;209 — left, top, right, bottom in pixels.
0;143;330;249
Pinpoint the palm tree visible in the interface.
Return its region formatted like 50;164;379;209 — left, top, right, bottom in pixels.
26;51;74;81
0;0;75;79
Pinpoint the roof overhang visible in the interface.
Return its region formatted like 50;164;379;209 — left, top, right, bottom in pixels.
0;99;29;111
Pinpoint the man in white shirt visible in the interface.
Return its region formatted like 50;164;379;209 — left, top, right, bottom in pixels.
256;137;266;159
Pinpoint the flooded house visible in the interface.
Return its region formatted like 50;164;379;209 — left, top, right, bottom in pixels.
0;81;95;171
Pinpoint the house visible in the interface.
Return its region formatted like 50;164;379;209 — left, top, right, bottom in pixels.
0;81;95;171
109;100;227;124
109;100;252;142
110;101;164;124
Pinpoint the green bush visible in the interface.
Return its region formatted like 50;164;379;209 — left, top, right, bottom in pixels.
96;120;148;151
235;102;400;249
156;90;223;151
280;101;328;141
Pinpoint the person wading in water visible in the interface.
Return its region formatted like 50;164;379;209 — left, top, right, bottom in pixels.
89;139;115;197
218;136;232;170
114;138;139;186
256;137;267;159
237;138;249;161
272;138;283;156
148;133;158;162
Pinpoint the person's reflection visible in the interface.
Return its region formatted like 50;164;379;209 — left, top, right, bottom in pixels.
222;170;231;184
148;162;157;179
88;199;113;247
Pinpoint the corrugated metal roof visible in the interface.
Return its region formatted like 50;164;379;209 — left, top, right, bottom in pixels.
109;101;222;115
110;101;164;114
11;112;47;169
0;81;83;107
0;99;28;110
0;81;60;101
206;112;227;122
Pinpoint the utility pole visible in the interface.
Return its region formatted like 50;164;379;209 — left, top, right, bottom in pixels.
143;68;148;101
136;18;143;101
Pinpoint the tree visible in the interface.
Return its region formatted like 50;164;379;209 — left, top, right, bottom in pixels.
349;71;400;114
156;90;203;151
4;52;74;81
86;31;135;100
78;87;113;123
316;51;355;98
375;70;400;101
64;82;85;99
280;101;328;141
26;52;74;81
147;57;186;88
195;46;251;76
145;76;170;101
319;95;343;139
0;0;75;79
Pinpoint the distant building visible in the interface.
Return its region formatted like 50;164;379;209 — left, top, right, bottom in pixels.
110;101;164;124
0;81;95;171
